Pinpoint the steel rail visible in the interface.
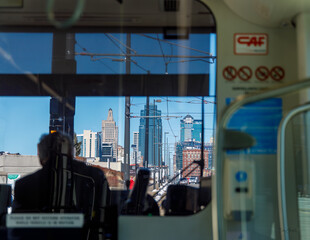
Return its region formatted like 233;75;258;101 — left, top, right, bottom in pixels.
277;103;310;240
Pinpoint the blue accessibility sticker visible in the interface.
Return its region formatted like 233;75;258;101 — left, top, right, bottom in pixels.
235;171;247;182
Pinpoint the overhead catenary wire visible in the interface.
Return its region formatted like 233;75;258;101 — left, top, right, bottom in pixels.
195;96;216;104
85;33;151;74
158;96;215;104
138;33;214;56
157;33;169;73
76;33;215;76
106;33;137;54
130;112;215;115
77;52;213;59
104;33;127;54
75;41;117;73
129;59;150;74
167;58;214;64
166;97;177;139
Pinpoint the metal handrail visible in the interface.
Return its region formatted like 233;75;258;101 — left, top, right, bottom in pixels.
46;0;86;29
213;78;310;240
277;103;310;240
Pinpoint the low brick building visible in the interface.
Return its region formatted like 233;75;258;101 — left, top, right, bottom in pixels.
182;149;208;178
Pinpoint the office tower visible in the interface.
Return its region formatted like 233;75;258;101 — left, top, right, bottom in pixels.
131;132;139;164
180;115;202;143
77;130;101;158
101;142;113;162
133;132;139;151
139;104;162;166
102;108;118;162
175;142;183;171
205;143;213;169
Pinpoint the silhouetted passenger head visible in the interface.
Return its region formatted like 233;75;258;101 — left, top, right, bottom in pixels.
37;132;73;167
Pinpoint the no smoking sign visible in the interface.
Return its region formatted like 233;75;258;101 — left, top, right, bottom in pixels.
255;66;269;81
222;66;252;81
238;66;252;81
270;66;285;81
223;65;285;82
223;66;237;81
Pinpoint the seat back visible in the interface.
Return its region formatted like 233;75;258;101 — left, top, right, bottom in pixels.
48;157;110;240
121;168;150;215
0;184;11;226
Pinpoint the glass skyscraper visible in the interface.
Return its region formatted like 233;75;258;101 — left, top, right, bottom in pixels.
138;104;162;166
180;115;202;143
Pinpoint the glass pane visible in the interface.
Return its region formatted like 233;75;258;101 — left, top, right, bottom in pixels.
0;97;49;213
0;33;52;74
75;96;215;214
75;33;212;75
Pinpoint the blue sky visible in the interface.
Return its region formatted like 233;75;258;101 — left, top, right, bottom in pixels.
0;33;216;155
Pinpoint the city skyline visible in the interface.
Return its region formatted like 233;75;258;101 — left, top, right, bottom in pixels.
75;99;215;168
0;33;216;156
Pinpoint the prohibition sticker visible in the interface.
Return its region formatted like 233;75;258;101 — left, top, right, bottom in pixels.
255;66;269;81
223;66;237;81
238;66;252;81
270;66;285;81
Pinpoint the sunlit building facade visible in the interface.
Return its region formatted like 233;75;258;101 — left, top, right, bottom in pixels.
182;149;208;178
77;130;101;158
102;108;118;162
180;115;202;143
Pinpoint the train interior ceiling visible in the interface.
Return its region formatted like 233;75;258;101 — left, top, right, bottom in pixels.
2;0;310;240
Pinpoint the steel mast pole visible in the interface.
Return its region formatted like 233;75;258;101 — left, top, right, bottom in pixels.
153;99;156;189
124;33;131;181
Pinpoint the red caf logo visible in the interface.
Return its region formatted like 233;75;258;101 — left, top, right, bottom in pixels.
237;36;266;47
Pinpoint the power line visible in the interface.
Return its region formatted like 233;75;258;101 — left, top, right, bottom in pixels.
104;33;126;55
158;96;215;104
157;33;168;73
130;112;215;115
166;96;177;139
77;52;213;59
138;34;214;56
75;40;117;73
106;33;137;54
130;115;181;119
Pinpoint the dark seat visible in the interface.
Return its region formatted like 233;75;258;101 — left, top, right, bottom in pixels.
121;168;159;216
164;185;199;216
9;159;111;240
57;160;111;240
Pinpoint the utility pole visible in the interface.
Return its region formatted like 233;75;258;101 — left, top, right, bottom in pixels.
153;100;156;189
158;123;161;187
124;33;131;181
164;132;169;180
144;97;150;168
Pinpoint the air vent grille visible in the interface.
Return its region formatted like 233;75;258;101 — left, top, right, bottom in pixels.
164;0;180;12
